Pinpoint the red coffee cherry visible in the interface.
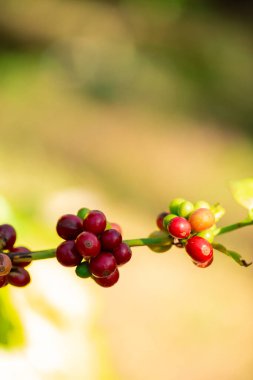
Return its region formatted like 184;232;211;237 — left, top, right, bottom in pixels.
10;246;32;267
93;268;120;287
56;214;83;240
8;267;31;287
0;253;12;276
56;240;82;267
100;229;122;251
0;275;8;288
75;231;101;259
189;208;215;232
156;212;169;231
89;252;117;278
113;243;132;266
193;256;213;268
168;217;191;239
83;210;107;235
185;236;213;263
0;224;16;250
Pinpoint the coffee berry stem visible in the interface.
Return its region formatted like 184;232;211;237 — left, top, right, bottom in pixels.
3;217;253;264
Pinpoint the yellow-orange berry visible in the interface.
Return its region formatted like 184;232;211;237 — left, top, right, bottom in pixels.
189;208;215;232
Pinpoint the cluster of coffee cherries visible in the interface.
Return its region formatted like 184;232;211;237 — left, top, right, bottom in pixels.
151;199;217;268
0;224;32;288
56;208;132;287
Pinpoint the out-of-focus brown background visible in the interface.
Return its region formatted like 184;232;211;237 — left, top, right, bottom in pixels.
0;1;253;379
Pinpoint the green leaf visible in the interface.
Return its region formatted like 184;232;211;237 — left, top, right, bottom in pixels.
0;288;25;349
230;178;253;210
213;243;252;267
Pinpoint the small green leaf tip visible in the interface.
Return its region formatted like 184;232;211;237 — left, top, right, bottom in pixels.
213;243;252;267
230;178;253;210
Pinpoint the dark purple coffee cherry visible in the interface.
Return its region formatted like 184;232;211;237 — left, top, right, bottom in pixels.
0;253;12;276
56;240;83;267
0;275;8;288
113;243;132;266
0;224;16;250
83;210;107;235
101;229;122;251
10;246;32;267
89;252;117;278
75;231;101;259
56;214;83;240
93;268;119;287
8;267;31;287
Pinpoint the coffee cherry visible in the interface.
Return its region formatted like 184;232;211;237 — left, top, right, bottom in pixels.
194;200;210;210
113;243;132;266
89;252;117;278
156;212;169;231
56;214;83;240
0;275;8;288
169;198;185;215
110;222;122;234
168;217;191;239
0;253;12;276
101;229;122;251
193;256;213;268
197;229;214;243
56;240;82;267
0;224;16;250
178;201;194;218
147;230;173;253
77;207;90;220
75;262;91;278
10;246;31;267
8;267;30;287
83;210;107;235
185;236;213;263
163;214;177;230
189;208;215;232
93;268;119;287
75;231;101;259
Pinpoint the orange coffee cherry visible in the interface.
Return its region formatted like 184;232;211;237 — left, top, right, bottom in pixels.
189;208;215;232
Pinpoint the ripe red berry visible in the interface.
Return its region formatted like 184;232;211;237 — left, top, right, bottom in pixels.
56;214;83;240
0;253;12;276
56;240;83;267
100;229;122;251
0;224;16;250
10;246;32;267
8;267;31;287
185;236;213;263
193;256;213;268
168;217;191;239
0;275;8;288
75;231;101;259
89;252;117;278
83;210;107;235
93;268;119;287
156;212;169;231
113;243;132;266
189;208;215;232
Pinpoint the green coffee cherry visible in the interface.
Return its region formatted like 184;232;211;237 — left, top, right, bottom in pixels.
194;200;210;210
148;230;173;253
197;229;214;243
75;262;91;278
178;201;194;218
163;214;177;230
77;207;90;220
169;198;186;215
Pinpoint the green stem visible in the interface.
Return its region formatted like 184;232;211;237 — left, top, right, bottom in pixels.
4;218;253;263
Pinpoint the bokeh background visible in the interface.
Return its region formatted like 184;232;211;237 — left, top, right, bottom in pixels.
0;1;253;379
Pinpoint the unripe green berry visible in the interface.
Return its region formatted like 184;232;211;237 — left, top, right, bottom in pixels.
163;214;177;230
197;229;214;243
169;198;185;215
77;207;90;220
148;230;173;253
178;201;194;218
75;262;91;278
105;221;112;230
194;200;210;210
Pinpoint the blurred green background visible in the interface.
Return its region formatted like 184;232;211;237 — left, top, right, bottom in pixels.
0;1;253;379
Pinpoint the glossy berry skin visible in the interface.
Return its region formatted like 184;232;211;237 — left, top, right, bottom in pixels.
8;268;31;287
0;275;8;288
113;243;132;266
178;201;194;218
0;224;16;250
10;247;31;267
56;214;83;240
75;262;91;278
189;208;215;232
93;268;119;287
89;252;117;278
169;198;185;215
197;229;214;243
168;217;191;239
163;214;177;230
56;240;82;267
0;253;12;276
83;210;107;235
156;212;169;231
193;256;213;268
77;207;90;220
75;231;101;259
185;236;213;263
101;229;122;251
